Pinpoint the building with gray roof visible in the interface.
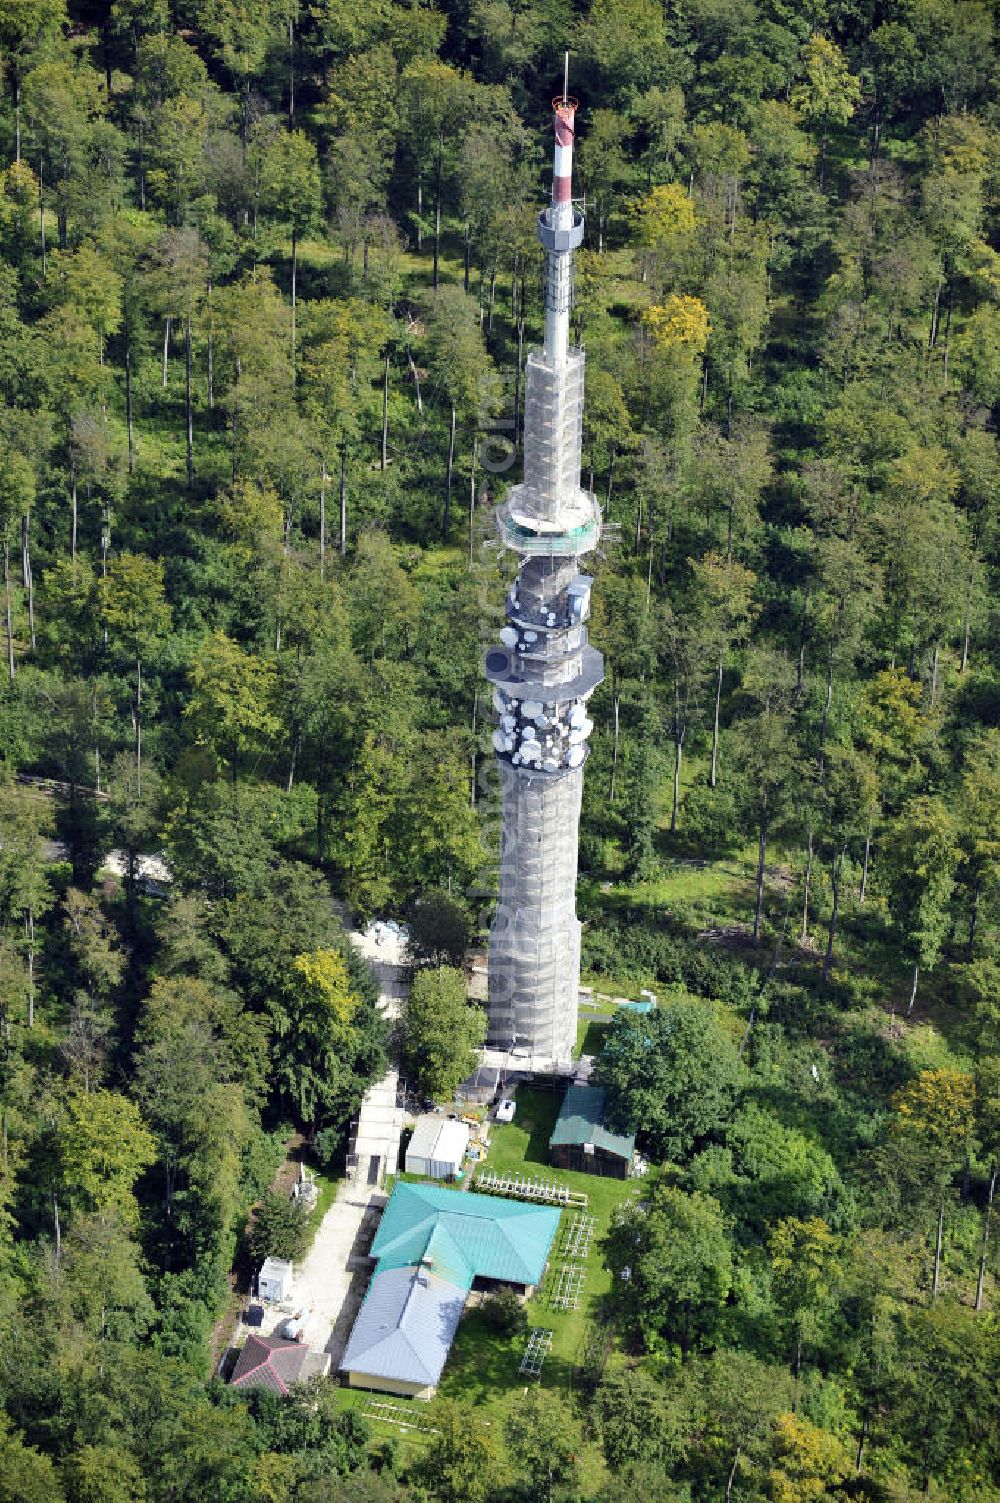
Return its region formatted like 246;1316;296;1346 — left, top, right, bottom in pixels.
340;1181;560;1398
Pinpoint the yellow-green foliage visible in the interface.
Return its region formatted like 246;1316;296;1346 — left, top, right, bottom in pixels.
891;1068;976;1154
292;947;358;1027
644;294;711;354
767;1411;852;1502
633;182;695;246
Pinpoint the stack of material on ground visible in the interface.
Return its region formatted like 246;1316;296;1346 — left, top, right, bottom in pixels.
258;1256;293;1303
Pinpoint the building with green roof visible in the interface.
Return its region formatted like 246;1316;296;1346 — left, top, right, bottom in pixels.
549;1085;635;1178
340;1181;560;1399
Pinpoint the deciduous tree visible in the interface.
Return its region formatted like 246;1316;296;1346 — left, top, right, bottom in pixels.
402;966;484;1102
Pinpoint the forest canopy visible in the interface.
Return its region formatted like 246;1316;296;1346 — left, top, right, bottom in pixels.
0;1;998;1501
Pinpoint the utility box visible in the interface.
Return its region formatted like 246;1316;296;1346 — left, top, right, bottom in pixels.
258;1257;293;1303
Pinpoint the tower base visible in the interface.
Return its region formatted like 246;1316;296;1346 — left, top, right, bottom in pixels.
487;760;583;1062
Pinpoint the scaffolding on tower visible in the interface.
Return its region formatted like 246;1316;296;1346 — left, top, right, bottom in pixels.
484;58;606;1067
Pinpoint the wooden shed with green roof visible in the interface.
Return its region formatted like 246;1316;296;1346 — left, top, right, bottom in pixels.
548;1085;635;1178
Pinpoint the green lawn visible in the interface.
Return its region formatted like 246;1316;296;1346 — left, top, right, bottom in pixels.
437;1084;641;1419
332;1084;634;1489
575;1016;611;1058
303;1167;338;1245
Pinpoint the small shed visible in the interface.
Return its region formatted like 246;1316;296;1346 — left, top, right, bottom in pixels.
405;1115;470;1180
230;1334;308;1396
230;1334;330;1395
258;1256;293;1303
548;1085;635;1179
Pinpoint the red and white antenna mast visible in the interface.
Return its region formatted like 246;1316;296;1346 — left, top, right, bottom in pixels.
541;52;582;365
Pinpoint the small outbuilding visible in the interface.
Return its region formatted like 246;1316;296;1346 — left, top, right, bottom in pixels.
548;1085;635;1179
230;1334;330;1395
258;1256;293;1303
405;1115;470;1180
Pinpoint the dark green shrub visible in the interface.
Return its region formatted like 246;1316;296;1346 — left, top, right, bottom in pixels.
480;1285;528;1335
248;1189;310;1264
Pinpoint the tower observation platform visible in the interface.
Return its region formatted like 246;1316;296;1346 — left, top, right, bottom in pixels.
484;67;604;1067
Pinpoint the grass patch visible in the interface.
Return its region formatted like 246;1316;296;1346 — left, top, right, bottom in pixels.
297;1167;339;1258
437;1084;641;1419
575;1017;610;1058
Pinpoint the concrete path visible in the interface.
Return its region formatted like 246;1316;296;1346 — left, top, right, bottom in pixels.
259;1178;388;1357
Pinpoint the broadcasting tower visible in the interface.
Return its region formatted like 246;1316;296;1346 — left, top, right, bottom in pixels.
484;64;604;1066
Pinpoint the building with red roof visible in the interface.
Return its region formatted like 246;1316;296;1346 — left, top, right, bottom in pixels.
229;1334;311;1396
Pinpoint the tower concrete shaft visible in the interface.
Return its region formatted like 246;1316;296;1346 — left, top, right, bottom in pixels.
484;78;604;1066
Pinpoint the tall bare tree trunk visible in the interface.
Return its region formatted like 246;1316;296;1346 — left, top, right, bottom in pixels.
929;640;940;708
93;683;101;794
185;316;194;490
856;1412;869;1474
708;653;723;786
3;541;14;683
39;157;46;276
319;466;326;579
968;878;981;961
818;648;834;774
288;17;295;119
725;1447;741;1502
931;1201;945;1299
381;351;389;469
125;322;135;473
70;461;78;561
975;1166;995;1311
860;811;873;903
514;315;524;444
468;436;478;570
822;850;843;980
907;961;920;1016
21;514;34;650
433;146;442;289
444;403;456;536
339;448;347;557
207;292;214;409
470;686;478;806
162;316;171;386
135;656;142;794
408;353;423;416
671;732;682;833
753;824;768;944
801;827;814;942
25;910;35;1027
610;694;620;802
290;230;297;361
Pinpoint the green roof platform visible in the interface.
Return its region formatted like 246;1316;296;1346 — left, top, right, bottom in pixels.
370;1181;561;1292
